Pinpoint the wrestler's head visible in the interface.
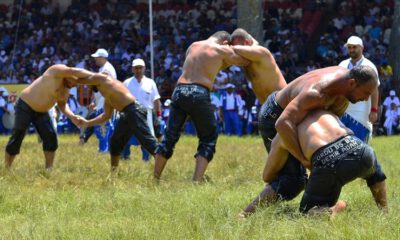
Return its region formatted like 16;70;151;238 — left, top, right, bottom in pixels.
210;31;230;45
345;65;378;103
230;28;253;46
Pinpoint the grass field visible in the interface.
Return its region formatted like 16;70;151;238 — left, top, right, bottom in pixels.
0;134;399;240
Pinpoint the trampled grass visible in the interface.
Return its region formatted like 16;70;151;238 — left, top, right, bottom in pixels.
0;134;399;240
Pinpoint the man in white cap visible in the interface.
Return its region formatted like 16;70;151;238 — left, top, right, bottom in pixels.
80;48;117;153
219;83;244;135
122;58;162;161
339;36;380;143
90;48;117;79
382;89;400;111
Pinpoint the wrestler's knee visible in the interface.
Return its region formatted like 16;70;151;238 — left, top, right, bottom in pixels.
196;136;217;162
274;175;306;201
299;192;314;213
5;129;26;155
155;142;173;159
365;152;387;186
164;127;180;145
154;127;183;159
359;146;375;177
42;131;58;152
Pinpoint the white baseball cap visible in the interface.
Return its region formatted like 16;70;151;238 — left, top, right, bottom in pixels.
91;48;109;58
164;99;172;107
345;36;363;47
390;90;396;96
132;58;145;67
225;83;235;89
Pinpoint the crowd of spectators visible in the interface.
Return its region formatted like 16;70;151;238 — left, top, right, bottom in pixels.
0;0;397;136
315;0;394;95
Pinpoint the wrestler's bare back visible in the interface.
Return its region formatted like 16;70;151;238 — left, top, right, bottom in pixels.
298;110;354;160
276;66;349;115
178;40;247;90
244;48;286;103
19;66;70;112
91;75;136;112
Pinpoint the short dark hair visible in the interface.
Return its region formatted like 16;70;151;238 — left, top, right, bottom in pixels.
348;65;378;86
210;31;230;42
231;28;251;42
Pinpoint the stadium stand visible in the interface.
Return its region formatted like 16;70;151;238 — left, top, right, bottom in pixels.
0;0;395;135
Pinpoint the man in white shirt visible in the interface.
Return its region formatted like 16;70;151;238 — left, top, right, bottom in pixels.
384;102;399;135
122;58;162;161
338;36;380;143
220;83;244;135
79;48;117;153
0;87;8;134
383;90;400;111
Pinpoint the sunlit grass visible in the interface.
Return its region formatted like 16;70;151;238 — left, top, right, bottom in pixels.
0;134;399;239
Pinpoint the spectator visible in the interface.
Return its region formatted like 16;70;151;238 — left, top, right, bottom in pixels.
382;90;400;111
383;102;399;136
379;61;393;94
220;83;244;136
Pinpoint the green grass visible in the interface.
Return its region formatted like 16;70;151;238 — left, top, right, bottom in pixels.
0;134;399;240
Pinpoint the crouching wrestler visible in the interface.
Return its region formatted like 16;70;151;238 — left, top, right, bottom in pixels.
240;110;387;218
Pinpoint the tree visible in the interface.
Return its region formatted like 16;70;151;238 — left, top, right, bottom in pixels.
237;0;264;44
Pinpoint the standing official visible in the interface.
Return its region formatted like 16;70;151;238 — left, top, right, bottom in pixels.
338;36;380;142
122;58;162;161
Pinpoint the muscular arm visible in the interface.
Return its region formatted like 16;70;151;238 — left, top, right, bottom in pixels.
231;45;270;62
275;90;323;165
369;87;379;123
57;99;82;127
263;134;289;182
154;99;162;115
85;102;113;127
57;96;76;120
217;45;250;67
49;64;95;79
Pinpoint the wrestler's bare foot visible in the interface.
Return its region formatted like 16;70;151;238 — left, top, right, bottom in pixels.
237;211;250;219
309;200;347;219
237;185;278;219
329;200;346;219
192;156;209;182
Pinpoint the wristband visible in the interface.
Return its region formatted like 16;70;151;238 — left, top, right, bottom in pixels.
370;107;378;113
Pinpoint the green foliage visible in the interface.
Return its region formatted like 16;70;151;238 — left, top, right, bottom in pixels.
0;135;399;240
